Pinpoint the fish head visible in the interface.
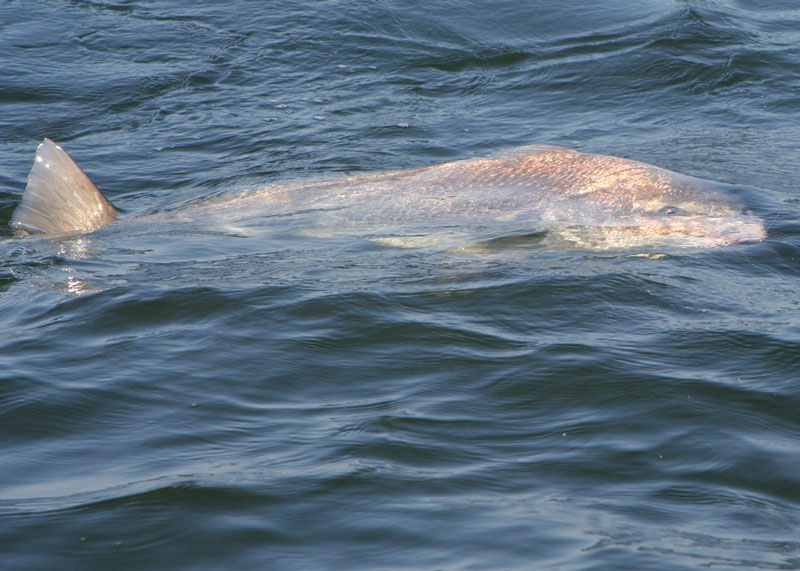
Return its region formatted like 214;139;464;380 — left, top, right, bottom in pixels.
636;187;766;247
543;189;766;251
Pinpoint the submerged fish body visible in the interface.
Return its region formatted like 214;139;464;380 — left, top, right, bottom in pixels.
10;139;766;250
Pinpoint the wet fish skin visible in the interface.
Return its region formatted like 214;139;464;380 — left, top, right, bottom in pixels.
9;140;766;250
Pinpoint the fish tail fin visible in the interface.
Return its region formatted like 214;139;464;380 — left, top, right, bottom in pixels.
10;139;119;235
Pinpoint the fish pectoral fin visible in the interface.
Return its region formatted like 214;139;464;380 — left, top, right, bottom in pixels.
10;139;119;235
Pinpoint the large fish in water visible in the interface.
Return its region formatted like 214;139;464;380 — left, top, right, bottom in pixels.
10;139;765;250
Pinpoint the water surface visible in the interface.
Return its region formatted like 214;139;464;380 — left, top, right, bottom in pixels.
1;1;799;569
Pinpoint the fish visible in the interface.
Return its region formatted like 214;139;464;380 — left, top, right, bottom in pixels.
10;138;766;250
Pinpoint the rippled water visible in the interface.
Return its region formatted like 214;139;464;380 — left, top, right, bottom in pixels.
1;1;799;569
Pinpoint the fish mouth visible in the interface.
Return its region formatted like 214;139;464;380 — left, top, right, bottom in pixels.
548;214;766;250
661;215;766;247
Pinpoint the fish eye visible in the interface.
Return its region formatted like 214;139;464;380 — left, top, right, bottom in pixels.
657;206;689;216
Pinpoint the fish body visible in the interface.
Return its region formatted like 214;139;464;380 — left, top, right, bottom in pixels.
10;139;766;250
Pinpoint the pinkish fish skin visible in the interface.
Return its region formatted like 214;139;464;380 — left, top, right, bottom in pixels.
10;140;765;250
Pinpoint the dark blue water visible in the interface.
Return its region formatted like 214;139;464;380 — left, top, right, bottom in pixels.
1;1;799;569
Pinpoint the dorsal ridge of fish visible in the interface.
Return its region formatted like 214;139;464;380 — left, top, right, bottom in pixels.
489;144;579;159
10;139;119;235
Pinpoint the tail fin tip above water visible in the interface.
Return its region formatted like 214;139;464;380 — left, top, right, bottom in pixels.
10;138;119;235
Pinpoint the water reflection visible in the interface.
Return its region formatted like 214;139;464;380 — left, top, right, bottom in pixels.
55;237;103;297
